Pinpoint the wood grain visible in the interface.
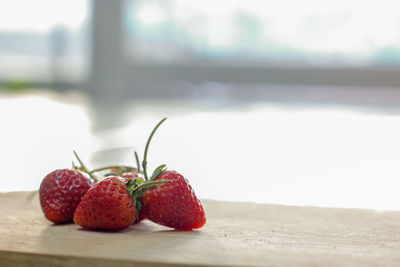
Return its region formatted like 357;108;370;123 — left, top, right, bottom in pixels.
0;191;400;266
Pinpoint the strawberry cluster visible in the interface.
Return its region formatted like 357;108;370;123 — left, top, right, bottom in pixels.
39;118;206;231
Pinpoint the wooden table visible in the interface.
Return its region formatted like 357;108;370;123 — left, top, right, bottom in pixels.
1;191;399;266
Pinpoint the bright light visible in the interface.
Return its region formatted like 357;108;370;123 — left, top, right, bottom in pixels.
0;93;92;191
136;4;166;25
0;0;88;33
129;0;400;59
115;101;400;210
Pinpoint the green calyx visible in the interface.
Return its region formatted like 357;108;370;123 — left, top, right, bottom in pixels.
126;177;145;216
126;179;171;197
126;176;171;216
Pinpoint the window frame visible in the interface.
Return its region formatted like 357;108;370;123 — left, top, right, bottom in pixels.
89;0;400;95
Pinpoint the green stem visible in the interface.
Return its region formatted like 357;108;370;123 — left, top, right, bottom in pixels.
142;117;167;181
132;179;171;193
73;150;98;183
73;150;87;171
134;151;141;173
88;165;138;174
150;164;167;181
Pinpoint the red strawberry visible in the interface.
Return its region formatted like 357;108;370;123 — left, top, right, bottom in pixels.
136;117;206;230
39;169;94;223
73;176;136;231
142;170;206;230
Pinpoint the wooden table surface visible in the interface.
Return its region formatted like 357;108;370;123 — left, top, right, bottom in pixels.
1;191;400;266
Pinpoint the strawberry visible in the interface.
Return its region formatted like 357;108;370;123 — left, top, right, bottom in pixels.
142;170;206;230
119;172;148;223
138;118;206;230
73;176;136;231
73;176;167;231
39;169;94;223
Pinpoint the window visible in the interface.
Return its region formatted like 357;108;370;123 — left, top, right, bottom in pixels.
0;0;89;83
124;0;400;67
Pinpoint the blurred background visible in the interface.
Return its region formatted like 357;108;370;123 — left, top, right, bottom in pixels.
1;0;400;210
